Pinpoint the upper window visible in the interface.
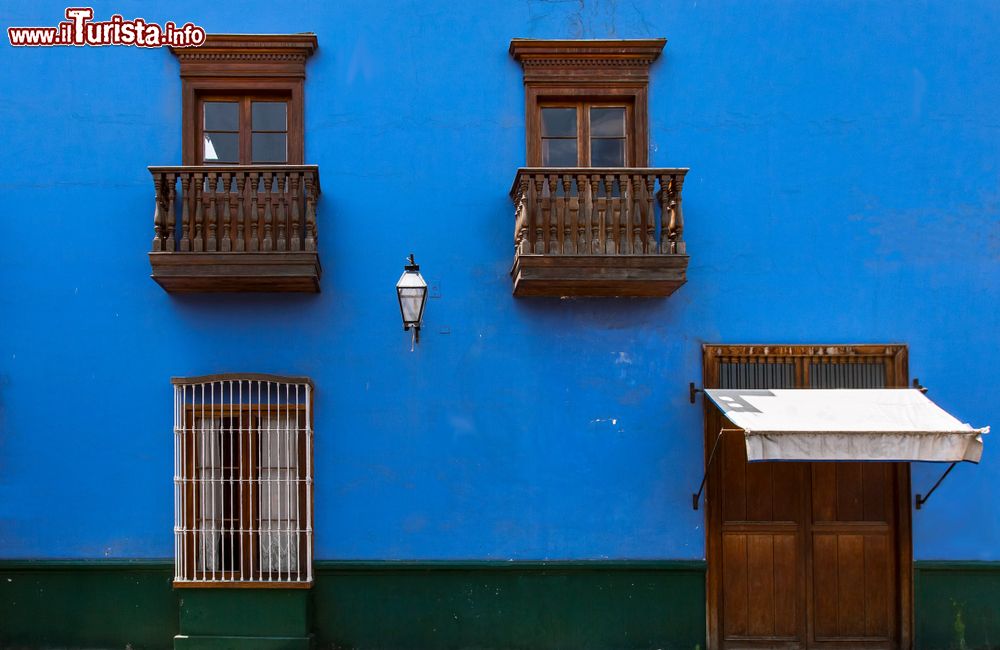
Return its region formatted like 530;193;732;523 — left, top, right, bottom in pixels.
172;34;316;165
200;97;290;164
510;39;666;168
540;103;631;166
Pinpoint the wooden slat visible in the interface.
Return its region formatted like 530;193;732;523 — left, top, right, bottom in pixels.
812;533;839;638
865;534;891;637
745;463;774;522
862;463;888;522
772;462;801;522
837;534;867;637
746;535;776;636
773;533;799;638
722;534;749;638
812;463;838;523
722;424;747;522
836;463;865;522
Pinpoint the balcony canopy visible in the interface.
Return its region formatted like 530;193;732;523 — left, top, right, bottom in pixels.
705;388;989;463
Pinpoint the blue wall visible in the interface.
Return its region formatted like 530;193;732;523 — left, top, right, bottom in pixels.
0;0;997;561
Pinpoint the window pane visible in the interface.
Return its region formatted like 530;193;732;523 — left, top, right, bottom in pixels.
252;102;287;131
591;139;626;167
590;107;626;137
541;108;576;137
542;139;578;166
204;102;238;131
203;132;239;163
252;132;288;163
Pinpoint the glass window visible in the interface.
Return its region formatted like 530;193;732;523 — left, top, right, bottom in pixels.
541;107;578;166
538;103;629;167
252;133;287;163
590;107;626;166
251;101;288;163
252;102;286;131
199;98;290;164
203;102;239;164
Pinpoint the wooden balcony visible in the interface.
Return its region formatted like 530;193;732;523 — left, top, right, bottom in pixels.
509;168;689;297
148;166;321;292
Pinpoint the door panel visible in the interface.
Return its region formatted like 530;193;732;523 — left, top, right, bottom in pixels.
721;532;800;640
704;345;911;650
812;533;892;640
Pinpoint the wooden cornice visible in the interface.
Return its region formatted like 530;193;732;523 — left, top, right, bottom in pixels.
509;38;666;84
172;33;318;79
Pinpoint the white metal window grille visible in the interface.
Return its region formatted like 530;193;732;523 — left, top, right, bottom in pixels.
173;375;313;586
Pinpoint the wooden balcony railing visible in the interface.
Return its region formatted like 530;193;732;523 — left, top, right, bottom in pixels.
509;168;689;297
148;165;322;292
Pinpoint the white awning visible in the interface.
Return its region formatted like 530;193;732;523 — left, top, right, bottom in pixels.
705;388;989;463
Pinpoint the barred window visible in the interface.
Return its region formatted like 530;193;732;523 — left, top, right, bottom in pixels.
173;375;313;587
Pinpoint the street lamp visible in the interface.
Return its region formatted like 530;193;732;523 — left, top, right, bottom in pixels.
396;253;427;349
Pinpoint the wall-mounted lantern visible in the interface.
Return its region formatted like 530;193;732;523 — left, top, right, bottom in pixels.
396;254;427;350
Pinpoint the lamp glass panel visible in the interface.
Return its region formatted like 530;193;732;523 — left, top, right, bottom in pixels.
398;287;426;323
396;270;427;325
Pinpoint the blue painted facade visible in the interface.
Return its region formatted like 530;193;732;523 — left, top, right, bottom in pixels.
0;0;997;565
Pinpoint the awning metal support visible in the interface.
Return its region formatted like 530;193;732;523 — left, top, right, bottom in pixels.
689;382;703;404
692;428;734;510
915;462;958;510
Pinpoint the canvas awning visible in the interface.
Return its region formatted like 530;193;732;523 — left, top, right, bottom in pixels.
705;388;989;463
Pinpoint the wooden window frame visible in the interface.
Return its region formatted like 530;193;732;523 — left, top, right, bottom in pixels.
700;344;913;649
539;101;634;167
197;94;294;165
510;39;666;167
172;34;316;166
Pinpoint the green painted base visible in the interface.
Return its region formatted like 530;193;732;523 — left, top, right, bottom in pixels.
174;634;312;650
0;560;177;649
915;562;1000;650
5;558;1000;649
176;588;311;650
313;560;707;650
178;588;310;636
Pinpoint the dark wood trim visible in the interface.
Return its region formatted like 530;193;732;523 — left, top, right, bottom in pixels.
508;166;685;196
172;33;317;79
509;39;666;84
174;34;314;166
511;39;664;168
537;100;635;167
182;80;304;165
528;87;647;166
892;347;913;650
511;254;687;297
196;94;295;165
149;251;321;293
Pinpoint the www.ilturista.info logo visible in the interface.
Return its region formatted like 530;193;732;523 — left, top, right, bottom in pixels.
8;8;206;47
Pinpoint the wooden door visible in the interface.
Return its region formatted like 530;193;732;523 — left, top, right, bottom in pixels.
703;345;912;650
